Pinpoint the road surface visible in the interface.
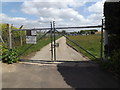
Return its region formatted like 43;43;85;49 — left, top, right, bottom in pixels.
30;36;87;61
2;62;119;88
2;36;119;88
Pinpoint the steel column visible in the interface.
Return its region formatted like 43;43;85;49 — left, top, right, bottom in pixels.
53;21;56;61
100;19;104;60
104;29;108;61
50;22;53;61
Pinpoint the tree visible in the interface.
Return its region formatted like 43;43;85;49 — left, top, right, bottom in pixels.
61;30;66;35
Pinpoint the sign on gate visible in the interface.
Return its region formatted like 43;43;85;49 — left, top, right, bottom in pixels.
26;36;36;44
26;30;37;44
31;30;37;36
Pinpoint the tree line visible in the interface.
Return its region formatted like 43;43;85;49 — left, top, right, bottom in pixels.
60;29;98;35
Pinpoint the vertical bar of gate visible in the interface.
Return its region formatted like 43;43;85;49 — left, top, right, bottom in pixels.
50;22;53;61
100;19;104;60
53;21;56;61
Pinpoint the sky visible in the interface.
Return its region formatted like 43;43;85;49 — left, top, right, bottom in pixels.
0;0;106;31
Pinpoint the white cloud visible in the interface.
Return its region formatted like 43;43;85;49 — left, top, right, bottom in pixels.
21;0;89;27
0;13;46;28
1;0;104;30
87;13;102;25
1;0;104;2
87;0;105;14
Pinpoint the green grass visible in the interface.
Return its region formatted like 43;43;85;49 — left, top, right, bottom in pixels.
16;35;61;57
67;34;102;59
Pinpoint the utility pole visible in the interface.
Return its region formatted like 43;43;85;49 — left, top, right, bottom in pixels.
7;24;12;49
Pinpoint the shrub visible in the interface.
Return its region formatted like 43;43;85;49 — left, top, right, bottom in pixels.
1;44;19;64
110;49;120;75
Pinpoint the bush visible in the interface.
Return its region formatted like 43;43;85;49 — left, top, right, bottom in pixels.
110;49;120;75
1;44;19;64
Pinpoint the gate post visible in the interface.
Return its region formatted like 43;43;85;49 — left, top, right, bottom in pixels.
7;24;12;49
50;22;53;61
53;21;56;61
100;19;104;60
104;30;108;61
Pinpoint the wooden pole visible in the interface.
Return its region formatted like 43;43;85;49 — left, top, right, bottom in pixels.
7;24;12;49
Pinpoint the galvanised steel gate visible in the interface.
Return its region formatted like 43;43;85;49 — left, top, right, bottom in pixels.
13;20;104;62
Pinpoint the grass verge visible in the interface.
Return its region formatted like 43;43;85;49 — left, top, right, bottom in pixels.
66;34;102;59
16;35;61;57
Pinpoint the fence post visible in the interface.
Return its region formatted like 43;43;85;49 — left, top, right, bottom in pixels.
19;25;23;46
7;24;12;49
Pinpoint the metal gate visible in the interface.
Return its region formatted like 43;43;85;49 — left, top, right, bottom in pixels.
12;20;104;62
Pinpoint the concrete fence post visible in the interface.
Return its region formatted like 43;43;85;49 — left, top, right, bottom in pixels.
7;24;12;49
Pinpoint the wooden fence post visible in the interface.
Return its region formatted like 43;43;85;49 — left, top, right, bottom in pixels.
7;24;12;49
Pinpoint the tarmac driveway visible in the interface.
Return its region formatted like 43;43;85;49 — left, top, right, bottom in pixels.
2;61;120;88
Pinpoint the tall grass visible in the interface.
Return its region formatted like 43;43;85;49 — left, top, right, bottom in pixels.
67;34;102;59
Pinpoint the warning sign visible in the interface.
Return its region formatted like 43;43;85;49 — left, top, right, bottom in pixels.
31;30;37;36
26;30;37;44
26;36;36;44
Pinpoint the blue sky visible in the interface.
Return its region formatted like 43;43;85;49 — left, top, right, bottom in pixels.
2;2;95;19
0;0;104;29
2;2;38;20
